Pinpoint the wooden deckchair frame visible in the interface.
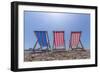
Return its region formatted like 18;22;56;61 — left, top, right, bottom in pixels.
33;31;51;52
69;31;84;50
53;31;66;51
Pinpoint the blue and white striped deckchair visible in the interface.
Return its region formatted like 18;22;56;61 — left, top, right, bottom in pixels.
33;31;50;52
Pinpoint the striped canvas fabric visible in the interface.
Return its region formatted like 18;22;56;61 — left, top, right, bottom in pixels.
70;32;81;48
53;31;65;48
35;31;48;47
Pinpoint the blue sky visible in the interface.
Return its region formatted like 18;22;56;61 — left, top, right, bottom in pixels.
24;11;90;49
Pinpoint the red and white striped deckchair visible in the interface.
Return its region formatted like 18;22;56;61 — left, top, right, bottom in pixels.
69;31;84;50
53;31;66;51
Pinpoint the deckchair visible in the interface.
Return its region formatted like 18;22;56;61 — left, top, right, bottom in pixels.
33;31;51;52
53;31;66;51
69;31;84;50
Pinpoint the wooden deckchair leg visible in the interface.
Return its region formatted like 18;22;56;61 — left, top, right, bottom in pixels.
46;32;51;49
80;40;84;49
33;40;38;52
69;33;71;49
75;40;85;51
40;43;42;50
64;40;66;49
69;40;71;48
63;32;66;50
53;40;54;49
69;40;72;50
53;32;54;49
